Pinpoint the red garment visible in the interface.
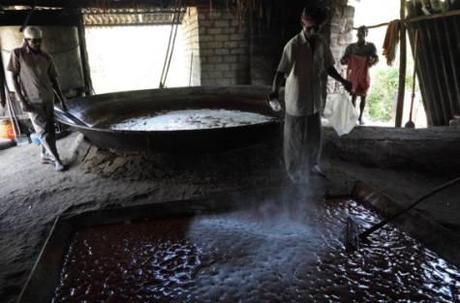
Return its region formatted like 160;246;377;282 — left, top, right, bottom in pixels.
346;55;370;96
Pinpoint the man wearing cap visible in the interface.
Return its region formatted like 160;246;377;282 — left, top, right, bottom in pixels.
269;5;352;183
8;26;67;171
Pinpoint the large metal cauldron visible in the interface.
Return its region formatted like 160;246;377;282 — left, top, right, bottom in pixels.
56;86;282;152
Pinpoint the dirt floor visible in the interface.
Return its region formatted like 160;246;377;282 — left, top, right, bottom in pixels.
0;132;459;302
0;132;289;302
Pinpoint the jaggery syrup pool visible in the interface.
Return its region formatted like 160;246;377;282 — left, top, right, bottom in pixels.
53;199;460;302
101;109;277;131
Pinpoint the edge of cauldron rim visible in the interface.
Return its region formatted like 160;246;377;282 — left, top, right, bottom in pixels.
57;85;281;134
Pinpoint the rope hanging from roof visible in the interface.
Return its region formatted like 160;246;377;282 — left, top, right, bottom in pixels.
159;0;183;88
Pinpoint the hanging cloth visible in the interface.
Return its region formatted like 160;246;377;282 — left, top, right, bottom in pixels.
382;20;400;66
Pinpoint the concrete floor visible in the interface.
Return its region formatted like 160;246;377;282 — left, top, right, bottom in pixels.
0;131;459;302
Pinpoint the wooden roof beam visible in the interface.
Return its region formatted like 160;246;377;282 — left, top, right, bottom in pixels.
1;0;229;9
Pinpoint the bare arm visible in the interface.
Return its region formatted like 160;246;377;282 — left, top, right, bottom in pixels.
369;55;379;66
48;58;68;111
327;66;352;92
7;50;30;109
11;74;25;102
340;45;351;65
270;43;291;100
327;65;346;83
11;73;34;112
368;43;379;66
50;77;68;111
269;71;285;99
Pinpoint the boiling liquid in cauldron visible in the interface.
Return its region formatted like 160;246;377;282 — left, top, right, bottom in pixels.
53;199;460;302
104;109;276;131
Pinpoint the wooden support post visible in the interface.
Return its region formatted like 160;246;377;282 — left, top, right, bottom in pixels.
0;42;6;108
77;13;94;96
248;8;254;85
395;0;407;127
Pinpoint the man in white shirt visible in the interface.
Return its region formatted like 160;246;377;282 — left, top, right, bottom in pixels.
8;26;67;171
269;5;351;183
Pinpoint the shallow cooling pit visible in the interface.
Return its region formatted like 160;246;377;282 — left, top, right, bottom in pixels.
55;86;282;153
18;185;460;302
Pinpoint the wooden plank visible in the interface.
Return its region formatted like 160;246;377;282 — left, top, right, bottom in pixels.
351;10;460;31
395;0;407;127
442;18;460;114
424;21;450;124
419;23;443;125
418;22;442;126
407;26;431;126
416;26;440;125
450;17;460;114
434;20;455;120
405;9;460;23
1;0;229;9
0;10;80;26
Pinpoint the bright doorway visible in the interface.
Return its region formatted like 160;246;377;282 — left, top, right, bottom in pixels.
351;0;427;127
85;25;188;94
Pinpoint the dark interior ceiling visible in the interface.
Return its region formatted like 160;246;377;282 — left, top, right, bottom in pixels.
0;0;289;27
1;0;229;10
0;0;235;26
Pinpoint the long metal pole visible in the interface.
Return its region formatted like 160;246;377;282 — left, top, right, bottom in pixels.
360;176;460;239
